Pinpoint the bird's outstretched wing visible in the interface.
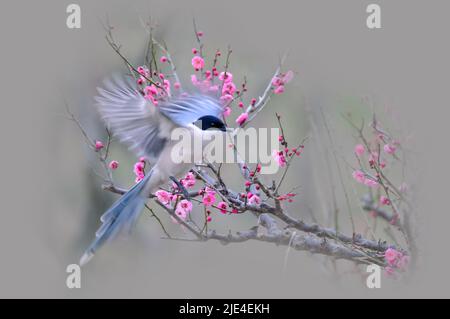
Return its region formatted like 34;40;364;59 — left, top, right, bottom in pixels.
158;94;224;127
95;75;172;162
95;75;224;160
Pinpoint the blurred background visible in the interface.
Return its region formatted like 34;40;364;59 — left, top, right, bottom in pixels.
0;0;449;297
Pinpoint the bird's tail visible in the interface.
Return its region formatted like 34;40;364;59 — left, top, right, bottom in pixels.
79;169;153;266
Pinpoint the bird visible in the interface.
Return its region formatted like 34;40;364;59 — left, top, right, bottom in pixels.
79;75;227;266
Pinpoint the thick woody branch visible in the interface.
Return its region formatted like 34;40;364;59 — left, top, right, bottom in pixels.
197;214;382;265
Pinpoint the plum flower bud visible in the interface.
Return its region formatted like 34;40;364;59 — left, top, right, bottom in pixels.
354;144;365;157
364;178;379;188
352;170;365;183
160;56;168;63
192;48;198;54
274;85;285;94
219;72;233;83
217;201;228;214
383;143;396;155
137;66;149;77
95;140;104;151
144;85;158;97
133;161;145;176
223;107;232;117
380;195;390;206
191;56;205;70
236;112;248;126
137;76;145;85
108;160;119;170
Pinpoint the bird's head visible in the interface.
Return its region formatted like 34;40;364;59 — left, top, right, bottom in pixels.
196;115;227;132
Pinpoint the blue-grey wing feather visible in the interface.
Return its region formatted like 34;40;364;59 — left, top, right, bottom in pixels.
158;94;223;127
95;75;170;161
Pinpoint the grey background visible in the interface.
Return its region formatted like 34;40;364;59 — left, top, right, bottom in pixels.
0;0;448;298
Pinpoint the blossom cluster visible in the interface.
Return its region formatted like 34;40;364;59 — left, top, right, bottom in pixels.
384;248;410;277
350;125;406;225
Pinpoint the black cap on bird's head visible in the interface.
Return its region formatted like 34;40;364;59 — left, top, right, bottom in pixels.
196;115;227;132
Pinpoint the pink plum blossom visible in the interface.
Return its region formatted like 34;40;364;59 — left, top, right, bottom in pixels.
364;178;379;188
155;190;171;205
134;161;145;183
223;107;232;117
137;66;149;77
160;56;168;63
191;74;199;85
175;208;188;220
248;194;261;205
220;94;234;104
383;143;396;155
352;170;365;183
273;150;287;168
222;81;236;95
137;76;145;85
202;193;216;206
354;144;365;157
181;172;196;188
177;199;193;214
144;85;158;97
218;72;233;83
236;112;248;126
384;248;400;266
191;56;205;70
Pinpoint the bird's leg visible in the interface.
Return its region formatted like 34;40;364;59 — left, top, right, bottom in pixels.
169;176;190;200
